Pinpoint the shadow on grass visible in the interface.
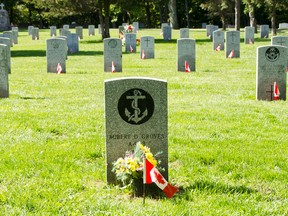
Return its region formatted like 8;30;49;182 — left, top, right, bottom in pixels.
70;50;103;56
80;39;103;44
178;180;257;195
12;50;46;57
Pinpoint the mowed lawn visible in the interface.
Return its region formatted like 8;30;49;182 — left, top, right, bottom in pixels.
0;28;287;215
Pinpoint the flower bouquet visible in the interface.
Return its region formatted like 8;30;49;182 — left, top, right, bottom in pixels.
112;142;162;194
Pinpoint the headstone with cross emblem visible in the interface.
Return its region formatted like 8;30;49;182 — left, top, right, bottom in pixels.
225;30;240;58
256;45;287;100
260;25;269;38
125;33;136;53
104;77;168;184
0;44;8;98
140;36;154;59
213;30;224;51
177;38;196;72
46;38;67;73
0;3;10;31
244;26;254;44
104;38;122;72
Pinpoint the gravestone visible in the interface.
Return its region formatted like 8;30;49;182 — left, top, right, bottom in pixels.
46;38;67;73
60;29;70;37
11;29;18;44
0;3;10;31
98;24;102;34
271;36;288;70
225;30;240;58
0;44;8;98
202;23;207;29
163;25;172;40
63;24;69;30
206;25;213;37
209;25;219;40
118;26;125;35
75;26;83;39
67;33;79;54
88;25;95;36
161;23;169;31
279;23;288;29
104;77;168;184
50;26;57;37
177;38;196;72
0;37;11;73
28;26;34;35
125;33;136;53
104;38;122;72
180;28;189;38
32;27;39;40
2;31;13;47
213;30;224;51
244;26;254;44
56;36;68;60
256;45;287;100
260;25;269;38
11;27;18;36
132;22;139;33
140;36;155;59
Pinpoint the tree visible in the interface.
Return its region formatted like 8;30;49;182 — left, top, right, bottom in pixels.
169;0;179;29
235;0;241;30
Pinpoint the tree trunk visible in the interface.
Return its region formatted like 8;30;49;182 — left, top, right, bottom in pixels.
271;5;276;36
168;0;178;29
221;15;227;31
248;4;257;33
99;0;110;40
145;1;152;28
235;0;241;31
185;0;190;28
158;0;163;24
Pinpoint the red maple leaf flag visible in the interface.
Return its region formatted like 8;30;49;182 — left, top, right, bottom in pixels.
142;50;145;60
130;45;134;53
273;82;280;100
215;44;221;51
57;63;62;74
249;38;254;44
111;61;116;73
185;61;191;72
144;159;178;198
228;49;235;58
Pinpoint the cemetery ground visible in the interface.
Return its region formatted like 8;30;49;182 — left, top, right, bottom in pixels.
0;28;287;215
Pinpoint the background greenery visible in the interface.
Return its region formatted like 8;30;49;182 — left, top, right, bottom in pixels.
0;28;287;215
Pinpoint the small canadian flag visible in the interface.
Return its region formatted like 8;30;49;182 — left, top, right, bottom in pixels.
144;159;178;198
228;49;235;58
57;63;62;74
111;61;116;73
141;50;145;59
185;61;191;72
249;38;254;44
273;82;280;100
215;44;221;51
130;45;134;53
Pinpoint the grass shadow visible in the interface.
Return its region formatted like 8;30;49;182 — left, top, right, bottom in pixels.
70;50;103;56
155;39;177;44
80;39;103;44
11;50;46;58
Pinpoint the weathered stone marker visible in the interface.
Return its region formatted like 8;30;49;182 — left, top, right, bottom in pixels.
46;38;67;73
105;77;168;184
225;30;240;58
177;38;196;71
140;36;154;59
0;44;9;98
256;45;287;100
0;37;11;73
104;38;122;72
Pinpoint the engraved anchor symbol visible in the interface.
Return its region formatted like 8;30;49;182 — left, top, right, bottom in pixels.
125;90;148;123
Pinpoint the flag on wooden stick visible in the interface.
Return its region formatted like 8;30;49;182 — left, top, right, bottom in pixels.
57;63;62;74
228;49;235;58
185;61;191;72
273;82;280;100
142;50;145;59
215;44;221;51
112;61;116;73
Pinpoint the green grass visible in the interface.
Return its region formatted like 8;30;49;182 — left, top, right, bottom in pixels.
0;28;287;215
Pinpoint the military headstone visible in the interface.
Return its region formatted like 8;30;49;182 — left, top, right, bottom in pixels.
125;33;136;53
180;28;189;38
0;3;10;31
11;27;18;36
32;27;39;40
67;33;79;54
63;24;69;30
60;29;70;37
244;26;254;44
98;24;102;34
104;38;122;72
88;25;95;36
28;26;34;35
213;30;224;51
118;26;125;35
225;30;240;58
0;44;8;98
56;36;68;60
256;45;287;100
0;37;11;73
2;31;13;47
75;26;83;39
104;77;168;184
206;24;213;37
140;36;154;59
11;29;18;44
279;23;288;29
132;22;139;33
260;25;269;38
271;36;288;69
50;26;57;37
46;38;67;73
177;38;196;72
209;25;219;40
163;25;172;40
